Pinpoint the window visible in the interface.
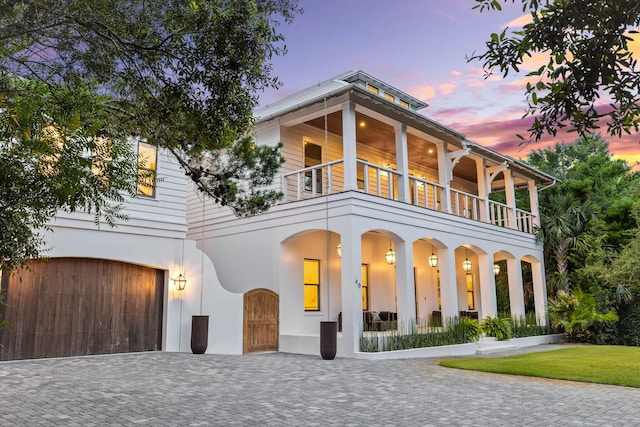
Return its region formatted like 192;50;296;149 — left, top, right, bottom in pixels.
466;273;475;310
137;141;157;197
304;141;322;193
361;264;369;310
384;92;395;102
304;259;320;311
437;270;441;310
366;83;379;94
39;123;64;176
399;100;410;109
91;136;111;182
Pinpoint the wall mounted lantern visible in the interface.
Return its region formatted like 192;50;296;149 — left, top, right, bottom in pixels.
173;273;187;291
336;243;342;258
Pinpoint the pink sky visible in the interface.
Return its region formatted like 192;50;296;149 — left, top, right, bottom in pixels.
259;0;640;166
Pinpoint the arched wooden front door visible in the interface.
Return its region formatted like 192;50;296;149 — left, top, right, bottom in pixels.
243;288;279;354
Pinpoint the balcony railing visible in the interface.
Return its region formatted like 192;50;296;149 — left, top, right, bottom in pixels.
450;188;482;221
280;160;537;234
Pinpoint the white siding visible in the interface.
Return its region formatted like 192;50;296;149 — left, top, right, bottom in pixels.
51;146;187;239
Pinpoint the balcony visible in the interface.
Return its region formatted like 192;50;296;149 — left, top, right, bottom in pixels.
281;159;537;234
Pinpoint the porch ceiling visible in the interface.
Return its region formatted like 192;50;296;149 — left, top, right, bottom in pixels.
305;112;457;178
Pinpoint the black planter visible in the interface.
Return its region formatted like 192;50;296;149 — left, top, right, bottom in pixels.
191;315;209;354
320;321;337;360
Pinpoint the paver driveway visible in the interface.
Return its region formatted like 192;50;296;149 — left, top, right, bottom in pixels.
1;348;639;426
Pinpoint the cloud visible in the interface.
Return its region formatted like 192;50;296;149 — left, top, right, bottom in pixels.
449;70;462;77
438;83;457;95
502;13;533;29
409;83;437;100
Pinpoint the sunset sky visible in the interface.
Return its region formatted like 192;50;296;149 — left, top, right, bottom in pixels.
258;0;640;166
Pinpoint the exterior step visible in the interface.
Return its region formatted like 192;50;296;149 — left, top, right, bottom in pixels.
476;337;519;354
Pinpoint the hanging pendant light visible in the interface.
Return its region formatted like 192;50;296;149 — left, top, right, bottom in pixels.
385;239;396;265
462;248;472;272
494;263;501;275
336;243;342;258
428;244;438;268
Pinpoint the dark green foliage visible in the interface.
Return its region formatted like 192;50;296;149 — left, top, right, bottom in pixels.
548;288;618;342
525;135;639;296
454;316;483;342
0;76;140;271
617;293;640;346
510;314;551;338
481;316;512;340
0;0;301;269
359;317;482;352
471;0;640;142
0;0;300;216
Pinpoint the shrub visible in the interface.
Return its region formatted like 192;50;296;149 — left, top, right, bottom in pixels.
548;288;618;342
617;292;640;346
481;316;512;340
453;316;482;342
510;314;551;338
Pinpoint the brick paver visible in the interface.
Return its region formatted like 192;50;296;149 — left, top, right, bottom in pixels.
1;347;638;426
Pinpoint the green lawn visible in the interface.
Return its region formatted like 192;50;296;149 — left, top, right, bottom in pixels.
439;345;640;388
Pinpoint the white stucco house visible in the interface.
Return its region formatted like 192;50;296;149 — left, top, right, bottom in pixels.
1;70;556;361
187;70;556;358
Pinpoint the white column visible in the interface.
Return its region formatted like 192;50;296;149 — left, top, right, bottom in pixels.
395;239;416;325
507;258;525;319
439;248;459;319
475;157;489;222
342;102;358;192
436;142;450;213
395;123;410;203
504;169;517;230
477;253;497;319
531;259;548;326
339;223;363;356
528;180;540;228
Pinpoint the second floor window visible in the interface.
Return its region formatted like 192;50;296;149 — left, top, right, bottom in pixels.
137;142;157;197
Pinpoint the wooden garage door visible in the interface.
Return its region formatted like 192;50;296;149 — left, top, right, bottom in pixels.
243;288;279;354
0;258;164;361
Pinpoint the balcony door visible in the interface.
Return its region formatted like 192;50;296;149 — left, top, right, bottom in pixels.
304;141;322;193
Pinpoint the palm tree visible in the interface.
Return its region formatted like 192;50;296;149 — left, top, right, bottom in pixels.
537;192;593;293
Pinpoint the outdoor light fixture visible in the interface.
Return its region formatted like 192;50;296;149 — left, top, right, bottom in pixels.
494;263;501;275
173;273;187;291
462;249;472;272
428;245;438;268
385;239;396;265
336;243;342;258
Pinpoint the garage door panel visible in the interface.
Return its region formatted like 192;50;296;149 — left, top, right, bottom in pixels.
0;258;164;361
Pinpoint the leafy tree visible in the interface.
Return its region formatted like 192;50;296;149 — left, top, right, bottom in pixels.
548;287;618;342
0;76;141;271
537;192;593;292
526;135;639;293
0;0;301;269
471;0;640;141
1;0;299;211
